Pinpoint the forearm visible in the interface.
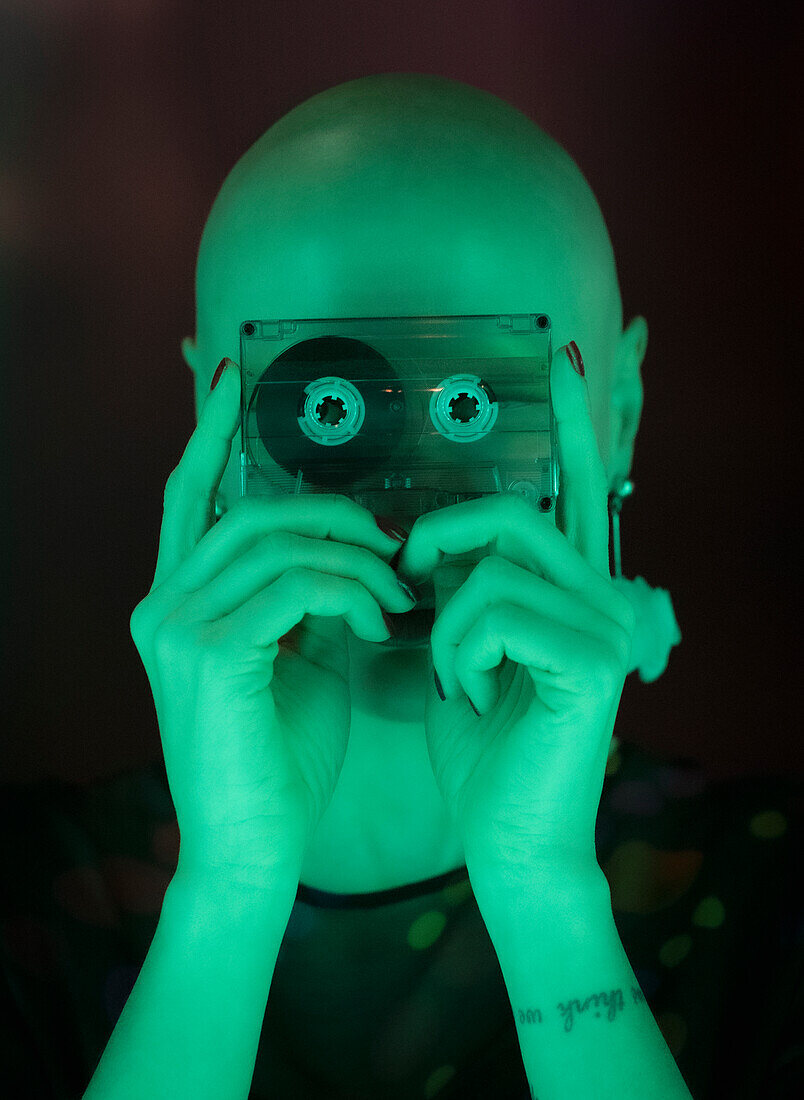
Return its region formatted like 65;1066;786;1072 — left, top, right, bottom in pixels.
83;867;298;1100
472;864;693;1100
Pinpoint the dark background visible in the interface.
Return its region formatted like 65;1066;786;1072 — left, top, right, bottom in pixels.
2;1;798;784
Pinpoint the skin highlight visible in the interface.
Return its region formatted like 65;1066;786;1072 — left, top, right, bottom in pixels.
180;73;648;891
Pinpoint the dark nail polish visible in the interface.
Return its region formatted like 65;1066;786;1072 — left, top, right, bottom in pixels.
396;578;421;604
210;358;228;391
434;669;446;701
566;341;585;378
374;514;409;542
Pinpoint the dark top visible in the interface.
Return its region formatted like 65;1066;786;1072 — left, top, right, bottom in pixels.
1;739;801;1099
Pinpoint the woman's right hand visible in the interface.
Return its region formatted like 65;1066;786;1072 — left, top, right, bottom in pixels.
128;359;416;890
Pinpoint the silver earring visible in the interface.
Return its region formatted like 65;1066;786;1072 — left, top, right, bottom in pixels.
608;478;634;580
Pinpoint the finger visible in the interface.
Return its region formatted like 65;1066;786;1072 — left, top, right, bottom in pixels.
431;555;631;702
551;342;610;580
139;493;408;634
152;358;240;590
178;531;416;624
454;600;624;721
396;492;625;627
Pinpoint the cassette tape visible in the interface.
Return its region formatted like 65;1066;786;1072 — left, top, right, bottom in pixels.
238;312;558;531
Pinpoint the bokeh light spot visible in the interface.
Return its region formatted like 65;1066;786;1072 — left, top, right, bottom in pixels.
692;895;725;929
749;810;787;839
407;909;447;950
424;1063;456;1097
658;933;692;968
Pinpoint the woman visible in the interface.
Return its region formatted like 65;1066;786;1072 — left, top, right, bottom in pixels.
3;74;798;1100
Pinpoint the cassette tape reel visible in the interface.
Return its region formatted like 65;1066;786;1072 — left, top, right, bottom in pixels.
238;313;558;531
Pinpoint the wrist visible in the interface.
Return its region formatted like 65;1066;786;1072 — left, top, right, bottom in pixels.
468;858;612;946
171;859;301;922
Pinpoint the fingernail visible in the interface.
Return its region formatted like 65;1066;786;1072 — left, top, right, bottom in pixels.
210;357;229;391
396;577;420;604
434;669;446;701
374;514;409;543
566;342;585;378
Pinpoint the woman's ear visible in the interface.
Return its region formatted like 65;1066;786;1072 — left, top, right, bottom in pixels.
180;335;207;423
181;335;200;373
609;315;648;489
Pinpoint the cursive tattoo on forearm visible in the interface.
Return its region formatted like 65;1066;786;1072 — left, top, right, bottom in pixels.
517;985;646;1033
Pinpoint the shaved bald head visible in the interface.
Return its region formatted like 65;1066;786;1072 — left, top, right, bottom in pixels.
182;73;646;509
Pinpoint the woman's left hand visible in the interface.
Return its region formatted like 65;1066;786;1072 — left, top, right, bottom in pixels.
394;342;636;882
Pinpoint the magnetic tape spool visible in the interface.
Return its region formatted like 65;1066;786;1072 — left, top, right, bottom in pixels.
251;336;405;489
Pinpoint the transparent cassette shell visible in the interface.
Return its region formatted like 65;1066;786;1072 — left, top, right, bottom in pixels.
238;313;558;531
